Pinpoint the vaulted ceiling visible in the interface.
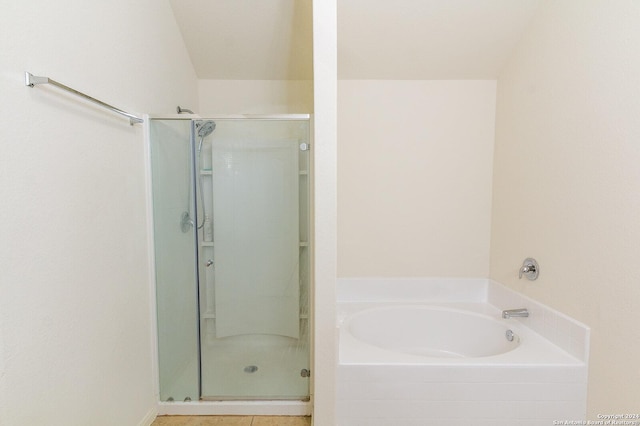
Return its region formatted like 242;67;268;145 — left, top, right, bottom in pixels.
169;0;540;80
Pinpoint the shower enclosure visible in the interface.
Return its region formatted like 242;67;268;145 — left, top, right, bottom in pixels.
148;116;311;404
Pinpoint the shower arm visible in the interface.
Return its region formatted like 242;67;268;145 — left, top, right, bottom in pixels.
177;106;195;114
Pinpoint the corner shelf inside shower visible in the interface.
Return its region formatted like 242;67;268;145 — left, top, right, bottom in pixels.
201;313;310;319
200;241;309;247
203;169;307;175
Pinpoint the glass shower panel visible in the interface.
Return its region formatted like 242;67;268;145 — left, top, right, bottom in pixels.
149;119;199;402
199;119;310;400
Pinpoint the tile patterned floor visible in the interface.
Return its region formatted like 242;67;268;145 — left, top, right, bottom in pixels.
151;416;311;426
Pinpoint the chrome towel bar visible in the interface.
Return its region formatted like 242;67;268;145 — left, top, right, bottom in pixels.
25;72;143;125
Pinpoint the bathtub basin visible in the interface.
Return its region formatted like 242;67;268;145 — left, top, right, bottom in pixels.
346;305;518;358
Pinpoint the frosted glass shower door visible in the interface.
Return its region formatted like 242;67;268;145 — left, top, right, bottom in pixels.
213;140;299;339
200;118;310;400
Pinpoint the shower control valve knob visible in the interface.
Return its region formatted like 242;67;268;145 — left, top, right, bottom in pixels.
518;258;539;280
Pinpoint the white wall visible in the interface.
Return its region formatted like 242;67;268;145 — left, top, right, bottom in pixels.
312;2;338;425
0;1;198;425
338;80;496;277
198;80;313;114
491;0;640;417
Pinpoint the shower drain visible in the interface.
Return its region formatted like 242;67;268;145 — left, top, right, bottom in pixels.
244;365;259;373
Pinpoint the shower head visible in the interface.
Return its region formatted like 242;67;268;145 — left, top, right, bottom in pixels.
196;120;216;138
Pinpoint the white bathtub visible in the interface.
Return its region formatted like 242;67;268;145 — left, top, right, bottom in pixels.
345;305;519;359
337;278;589;426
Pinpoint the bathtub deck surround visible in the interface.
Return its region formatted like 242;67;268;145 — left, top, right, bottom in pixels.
488;279;590;363
336;278;589;425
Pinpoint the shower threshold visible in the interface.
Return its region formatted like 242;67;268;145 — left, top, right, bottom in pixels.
201;396;311;401
157;400;311;416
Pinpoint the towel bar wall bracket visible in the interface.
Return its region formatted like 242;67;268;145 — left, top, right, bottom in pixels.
25;72;144;125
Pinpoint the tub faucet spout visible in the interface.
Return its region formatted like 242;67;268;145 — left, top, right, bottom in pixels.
502;308;529;319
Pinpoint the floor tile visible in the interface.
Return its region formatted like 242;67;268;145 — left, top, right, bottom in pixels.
151;416;193;426
151;416;311;426
251;416;311;426
189;416;253;426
